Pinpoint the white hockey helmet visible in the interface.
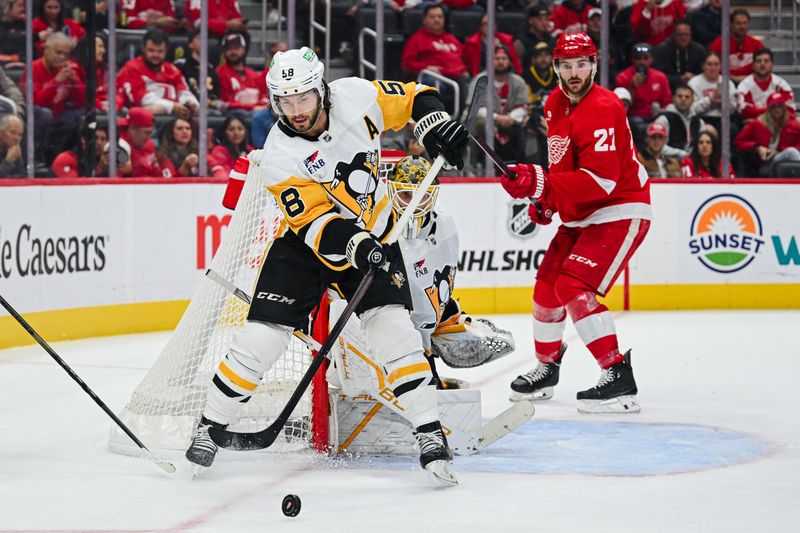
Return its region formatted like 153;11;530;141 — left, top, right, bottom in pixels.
267;47;326;122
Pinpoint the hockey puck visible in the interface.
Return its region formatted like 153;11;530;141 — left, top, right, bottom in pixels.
282;494;301;517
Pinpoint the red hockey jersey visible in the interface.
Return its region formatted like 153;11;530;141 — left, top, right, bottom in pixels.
183;0;243;37
216;63;269;110
20;58;86;117
121;0;177;30
630;0;687;46
709;35;764;79
116;56;198;112
544;84;652;226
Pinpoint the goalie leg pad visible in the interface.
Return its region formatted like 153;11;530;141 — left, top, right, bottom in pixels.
204;321;293;424
361;305;438;427
431;315;516;368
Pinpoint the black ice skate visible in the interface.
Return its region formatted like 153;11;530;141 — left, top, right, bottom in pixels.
186;416;226;477
509;343;567;401
414;421;458;487
576;350;641;414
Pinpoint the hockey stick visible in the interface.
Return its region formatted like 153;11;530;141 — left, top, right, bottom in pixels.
0;294;176;474
206;269;535;455
209;154;447;451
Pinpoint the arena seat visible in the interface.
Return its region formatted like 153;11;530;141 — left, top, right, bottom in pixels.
449;11;483;42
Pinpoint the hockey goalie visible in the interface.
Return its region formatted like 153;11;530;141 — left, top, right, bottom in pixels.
326;155;529;456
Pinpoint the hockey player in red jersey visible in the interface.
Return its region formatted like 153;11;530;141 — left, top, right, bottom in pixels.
501;32;652;414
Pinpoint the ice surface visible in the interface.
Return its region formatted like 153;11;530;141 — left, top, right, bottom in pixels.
1;311;798;532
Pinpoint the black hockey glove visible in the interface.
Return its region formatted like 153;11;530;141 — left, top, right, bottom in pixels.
346;232;406;288
414;111;469;170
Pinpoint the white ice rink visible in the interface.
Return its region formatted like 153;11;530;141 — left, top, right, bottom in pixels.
1;310;799;532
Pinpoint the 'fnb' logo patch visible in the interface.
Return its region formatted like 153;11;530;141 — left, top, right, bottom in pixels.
689;194;766;273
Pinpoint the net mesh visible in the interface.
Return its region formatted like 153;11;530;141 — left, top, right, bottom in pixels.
109;159;315;454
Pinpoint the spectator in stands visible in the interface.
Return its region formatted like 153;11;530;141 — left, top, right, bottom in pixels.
653;21;706;92
709;9;763;84
514;3;554;69
654;83;704;151
174;29;227;115
250;41;287;148
441;0;482;12
735;92;800;177
616;43;672;123
689;0;721;48
75;32;117;111
0;64;24;118
217;32;269;113
184;0;247;39
32;0;84;55
463;13;522;77
688;51;738;133
0;112;23;177
549;0;591;38
585;7;623;82
117;28;199;118
523;41;557;108
209;114;251;179
0;0;30;61
737;48;796;121
51;124;107;177
631;0;686;46
681;130;733;178
157;117;199;177
119;107;163;177
472;45;528;164
99;138;132;177
21;32;85;162
614;87;632;113
401;4;469;89
637;121;684;177
121;0;182;32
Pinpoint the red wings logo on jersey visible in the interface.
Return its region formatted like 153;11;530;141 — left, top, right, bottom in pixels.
548;135;571;166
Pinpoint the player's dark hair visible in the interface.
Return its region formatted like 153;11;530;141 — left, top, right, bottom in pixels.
753;47;773;62
674;83;693;95
143;27;169;47
423;3;445;18
36;0;65;29
730;8;750;22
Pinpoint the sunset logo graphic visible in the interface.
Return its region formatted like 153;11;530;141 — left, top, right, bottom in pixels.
688;194;766;273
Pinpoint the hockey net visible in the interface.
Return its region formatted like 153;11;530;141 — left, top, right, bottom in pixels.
109;150;405;456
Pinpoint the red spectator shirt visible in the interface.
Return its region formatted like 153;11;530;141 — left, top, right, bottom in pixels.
616;65;672;119
734;116;800;154
117;56;195;112
121;0;177;30
121;132;164;177
184;0;243;37
709;35;764;79
543;84;651;226
736;74;796;120
549;4;592;38
31;17;85;54
20;58;86;117
401;27;467;79
462;31;522;76
630;0;687;46
216;63;269;110
680;157;735;178
441;0;477;9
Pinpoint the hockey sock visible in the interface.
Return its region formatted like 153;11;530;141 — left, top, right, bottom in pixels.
532;280;567;363
555;274;622;369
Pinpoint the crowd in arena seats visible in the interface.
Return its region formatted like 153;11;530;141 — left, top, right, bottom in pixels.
0;0;799;178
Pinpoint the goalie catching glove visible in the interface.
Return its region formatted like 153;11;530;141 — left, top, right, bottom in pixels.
501;163;556;225
346;232;406;287
431;301;515;368
413;111;469;170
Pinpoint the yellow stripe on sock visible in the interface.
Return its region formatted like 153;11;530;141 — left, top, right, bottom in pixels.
219;361;258;391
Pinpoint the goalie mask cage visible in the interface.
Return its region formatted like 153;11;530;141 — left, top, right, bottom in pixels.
109;150;405;457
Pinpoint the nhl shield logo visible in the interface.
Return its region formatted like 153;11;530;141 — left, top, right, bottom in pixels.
508;200;539;239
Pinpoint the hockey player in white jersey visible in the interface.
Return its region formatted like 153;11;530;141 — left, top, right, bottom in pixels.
185;47;469;486
388;155;515;375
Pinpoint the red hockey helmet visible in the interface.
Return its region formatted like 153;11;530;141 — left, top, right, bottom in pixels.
552;32;597;60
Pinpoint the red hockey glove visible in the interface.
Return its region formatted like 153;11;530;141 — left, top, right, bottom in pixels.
527;199;555;225
501;164;549;201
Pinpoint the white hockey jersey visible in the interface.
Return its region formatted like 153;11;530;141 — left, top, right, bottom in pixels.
258;77;437;270
400;210;460;352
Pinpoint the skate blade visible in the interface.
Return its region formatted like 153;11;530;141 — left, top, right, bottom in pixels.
577;395;641;414
424;460;459;487
191;465;208;480
510;387;554;402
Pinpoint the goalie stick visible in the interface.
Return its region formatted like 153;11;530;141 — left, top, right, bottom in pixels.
208;154;447;451
0;293;175;475
205;268;536;455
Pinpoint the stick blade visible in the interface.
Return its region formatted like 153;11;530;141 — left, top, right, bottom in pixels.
474;400;535;450
208;424;281;451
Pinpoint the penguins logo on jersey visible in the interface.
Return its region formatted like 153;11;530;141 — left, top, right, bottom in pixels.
424;265;455;322
508;200;540;239
329;150;380;222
